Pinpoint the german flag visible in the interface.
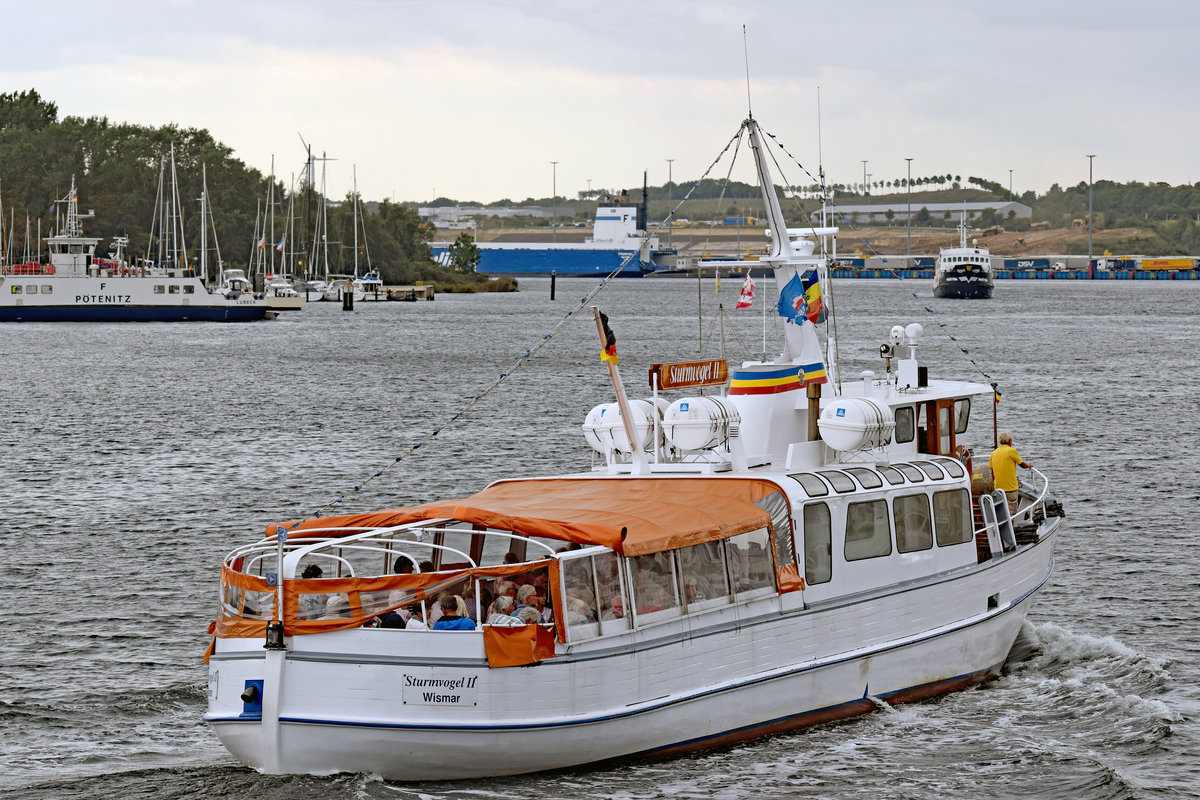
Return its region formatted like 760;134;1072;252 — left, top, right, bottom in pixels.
599;311;618;363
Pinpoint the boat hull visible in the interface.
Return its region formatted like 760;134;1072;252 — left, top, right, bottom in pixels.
206;528;1055;780
933;272;994;299
431;245;654;277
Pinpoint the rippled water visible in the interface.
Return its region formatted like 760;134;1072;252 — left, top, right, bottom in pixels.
2;277;1198;799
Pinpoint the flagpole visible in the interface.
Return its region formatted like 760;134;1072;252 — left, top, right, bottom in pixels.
592;307;648;474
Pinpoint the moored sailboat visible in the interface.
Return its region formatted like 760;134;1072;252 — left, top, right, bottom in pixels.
204;112;1061;780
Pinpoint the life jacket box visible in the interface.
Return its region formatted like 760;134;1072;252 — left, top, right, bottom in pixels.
971;467;994;496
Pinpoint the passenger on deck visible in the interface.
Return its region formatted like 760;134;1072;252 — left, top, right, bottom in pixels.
515;606;543;625
393;556;414;575
486;595;522;626
513;584;538;616
601;595;625;620
299;564;325;620
989;431;1033;515
432;595;476;630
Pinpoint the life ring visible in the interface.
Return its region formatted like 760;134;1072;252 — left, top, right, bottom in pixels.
954;444;973;475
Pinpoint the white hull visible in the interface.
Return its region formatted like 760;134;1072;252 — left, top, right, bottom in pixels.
207;530;1055;780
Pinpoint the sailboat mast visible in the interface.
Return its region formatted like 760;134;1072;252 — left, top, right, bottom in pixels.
268;155;276;276
200;164;209;284
352;165;359;278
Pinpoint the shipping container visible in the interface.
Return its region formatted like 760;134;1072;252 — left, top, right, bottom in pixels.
1139;257;1196;270
1003;257;1050;270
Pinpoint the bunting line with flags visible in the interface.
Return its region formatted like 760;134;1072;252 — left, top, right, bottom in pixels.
736;274;755;309
599;311;618;363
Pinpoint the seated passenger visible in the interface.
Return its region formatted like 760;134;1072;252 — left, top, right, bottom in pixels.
513;584;538;615
601;595;626;620
432;595;476;630
393;556;414;575
515;606;543;625
486;595;522;626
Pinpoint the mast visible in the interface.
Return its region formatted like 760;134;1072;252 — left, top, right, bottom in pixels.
200;164;209;283
352;165;359;278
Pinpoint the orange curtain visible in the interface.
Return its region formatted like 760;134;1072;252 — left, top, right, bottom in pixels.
482;624;557;668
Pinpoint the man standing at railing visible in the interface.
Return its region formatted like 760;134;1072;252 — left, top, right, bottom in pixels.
990;431;1032;516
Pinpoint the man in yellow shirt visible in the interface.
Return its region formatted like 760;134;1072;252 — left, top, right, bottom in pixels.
989;431;1032;515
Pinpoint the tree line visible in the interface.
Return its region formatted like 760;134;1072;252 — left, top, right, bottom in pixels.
0;90;448;284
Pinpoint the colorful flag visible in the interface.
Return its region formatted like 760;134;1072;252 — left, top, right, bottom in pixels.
736;274;755;309
599;311;618;364
801;268;824;324
776;273;810;325
257;236;266;250
275;235;286;252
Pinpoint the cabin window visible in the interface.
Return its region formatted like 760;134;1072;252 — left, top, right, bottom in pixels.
239;588;277;620
183;285;196;294
436;530;478;570
894;494;934;553
41;285;53;294
758;490;795;577
846;468;883;489
789;472;829;497
9;285;21;294
677;539;731;610
933;489;973;546
845;500;892;561
26;285;37;294
896;464;926;483
593;551;628;634
154;285;165;294
934;457;966;478
725;528;774;594
877;465;906;485
169;285;181;294
953;399;971;434
560;555;602;637
817;470;857;493
629;552;682;623
803;503;832;585
894;406;915;443
912;460;945;481
938;406;952;453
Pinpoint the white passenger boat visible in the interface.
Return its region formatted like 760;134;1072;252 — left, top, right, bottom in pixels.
933;214;994;298
1;175;270;322
205;115;1062;780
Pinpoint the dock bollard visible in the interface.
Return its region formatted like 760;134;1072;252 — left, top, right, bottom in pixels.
342;288;353;310
551;270;556;300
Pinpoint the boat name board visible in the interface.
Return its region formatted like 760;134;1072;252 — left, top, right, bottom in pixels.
649;359;728;390
402;672;480;706
75;294;133;303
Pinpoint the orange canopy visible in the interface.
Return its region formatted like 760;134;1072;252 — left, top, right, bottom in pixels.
271;476;781;556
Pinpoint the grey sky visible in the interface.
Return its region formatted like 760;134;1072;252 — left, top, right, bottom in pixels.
4;0;1196;203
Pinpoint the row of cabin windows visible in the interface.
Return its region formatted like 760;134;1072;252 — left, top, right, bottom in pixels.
560;527;777;639
803;488;972;585
11;285;53;294
790;458;965;498
153;285;197;294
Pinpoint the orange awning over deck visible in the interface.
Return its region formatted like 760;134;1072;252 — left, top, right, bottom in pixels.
271;476;781;556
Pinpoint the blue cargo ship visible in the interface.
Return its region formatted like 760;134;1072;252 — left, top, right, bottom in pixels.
430;206;671;277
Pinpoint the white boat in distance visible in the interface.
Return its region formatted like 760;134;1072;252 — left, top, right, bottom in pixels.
1;175;270;322
204;115;1062;780
933;214;994;299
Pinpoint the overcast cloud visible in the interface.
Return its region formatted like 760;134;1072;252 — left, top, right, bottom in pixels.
3;0;1197;203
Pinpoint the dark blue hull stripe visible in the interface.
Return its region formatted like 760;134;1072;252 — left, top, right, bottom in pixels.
0;306;267;322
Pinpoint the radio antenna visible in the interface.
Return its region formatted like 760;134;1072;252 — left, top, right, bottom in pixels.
743;25;753;119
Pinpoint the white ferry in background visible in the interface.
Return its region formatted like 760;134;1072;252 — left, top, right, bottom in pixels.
933;214;994;299
0;179;270;322
205;115;1062;780
430;204;672;277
